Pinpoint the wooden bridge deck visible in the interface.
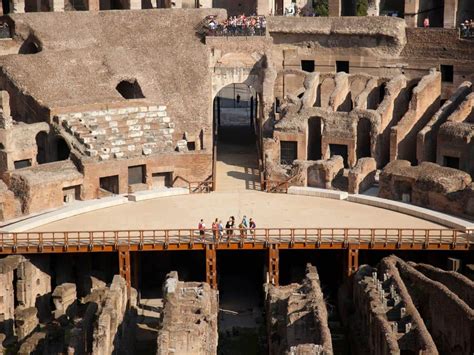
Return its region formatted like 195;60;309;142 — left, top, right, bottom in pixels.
0;228;472;254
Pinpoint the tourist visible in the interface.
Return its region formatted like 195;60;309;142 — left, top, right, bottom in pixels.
198;219;206;241
212;218;219;241
218;220;224;241
239;220;246;239
423;17;430;28
205;14;267;36
249;218;256;237
225;216;235;240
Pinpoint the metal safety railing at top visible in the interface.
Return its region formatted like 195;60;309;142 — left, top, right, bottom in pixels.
0;228;471;252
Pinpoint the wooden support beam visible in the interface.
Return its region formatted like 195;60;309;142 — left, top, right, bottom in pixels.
205;244;217;289
347;248;359;277
118;247;131;295
268;243;279;286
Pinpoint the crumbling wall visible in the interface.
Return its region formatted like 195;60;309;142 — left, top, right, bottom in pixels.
417;82;472;164
0;255;24;336
390;70;441;164
307;155;344;189
156;271;218;355
7;160;83;214
409;262;474;310
92;275;136;355
16;255;51;322
394;257;474;354
52;283;77;319
266;264;333;355
379;160;474;219
348;157;376;194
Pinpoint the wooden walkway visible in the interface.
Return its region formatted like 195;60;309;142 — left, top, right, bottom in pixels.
0;228;472;254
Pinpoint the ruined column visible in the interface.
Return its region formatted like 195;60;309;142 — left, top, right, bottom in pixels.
0;91;12;129
87;0;100;10
443;0;458;28
328;0;341;16
347;248;359;277
50;0;64;11
10;0;25;13
404;0;419;28
129;0;141;9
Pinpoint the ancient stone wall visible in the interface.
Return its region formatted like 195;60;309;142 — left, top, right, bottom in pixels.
266;264;333;354
0;255;24;336
156;271;218;355
417;81;472;164
92;275;136;355
394;257;474;354
307;155;344;189
390;70;441;164
348;157;376;194
7;160;83;214
379;160;474;219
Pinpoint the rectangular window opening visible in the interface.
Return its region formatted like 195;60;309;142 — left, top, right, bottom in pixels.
14;159;31;169
301;60;315;73
443;156;459;169
280;141;298;165
336;61;350;74
440;65;453;83
128;165;146;185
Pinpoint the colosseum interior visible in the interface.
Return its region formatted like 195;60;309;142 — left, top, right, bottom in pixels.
0;0;472;354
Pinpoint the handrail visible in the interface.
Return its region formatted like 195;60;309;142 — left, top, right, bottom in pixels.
0;228;471;254
172;175;213;194
264;174;299;193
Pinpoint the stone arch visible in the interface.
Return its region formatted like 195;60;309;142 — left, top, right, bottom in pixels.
56;136;70;161
116;79;145;99
35;131;48;164
211;52;264;98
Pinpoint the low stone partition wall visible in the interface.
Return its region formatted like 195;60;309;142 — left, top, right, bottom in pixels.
394;257;474;354
92;275;136;355
288;186;348;200
352;263;438;354
265;264;333;354
348;157;376;194
156;271;218;355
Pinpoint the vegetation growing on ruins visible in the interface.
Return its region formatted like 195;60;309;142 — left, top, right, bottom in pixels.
314;0;329;16
356;0;369;16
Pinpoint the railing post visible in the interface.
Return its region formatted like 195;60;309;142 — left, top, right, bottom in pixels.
118;246;131;297
346;247;359;278
205;244;217;289
268;243;279;286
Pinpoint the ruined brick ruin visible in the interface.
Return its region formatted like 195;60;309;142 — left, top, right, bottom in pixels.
341;255;474;354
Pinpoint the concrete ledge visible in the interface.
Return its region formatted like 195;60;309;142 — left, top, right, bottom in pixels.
288;186;348;200
348;194;474;231
1;196;129;233
128;187;189;202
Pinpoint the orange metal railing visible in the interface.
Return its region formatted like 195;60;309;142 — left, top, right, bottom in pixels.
172;175;213;193
0;228;471;253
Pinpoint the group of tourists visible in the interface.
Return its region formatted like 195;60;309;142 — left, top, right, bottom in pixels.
460;19;474;38
198;216;257;241
205;15;266;36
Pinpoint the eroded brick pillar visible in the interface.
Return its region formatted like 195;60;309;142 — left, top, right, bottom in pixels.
268;244;279;286
205;244;217;289
443;0;458;28
88;0;100;10
404;0;419;28
328;0;341;16
11;0;25;13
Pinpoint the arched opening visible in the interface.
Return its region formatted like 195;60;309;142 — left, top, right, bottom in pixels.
457;0;474;26
379;0;404;16
1;0;10;14
417;0;444;27
56;137;70;161
19;38;40;55
35;131;48;164
213;83;259;191
307;117;323;160
116;80;145;99
357;117;372;160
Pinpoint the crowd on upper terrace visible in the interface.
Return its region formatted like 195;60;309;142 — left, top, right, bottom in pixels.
205;15;266;36
460;19;474;38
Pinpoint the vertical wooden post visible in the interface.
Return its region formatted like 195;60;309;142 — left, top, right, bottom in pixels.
132;252;139;290
205;244;217;289
347;248;359;278
268;244;279;286
118;247;131;296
